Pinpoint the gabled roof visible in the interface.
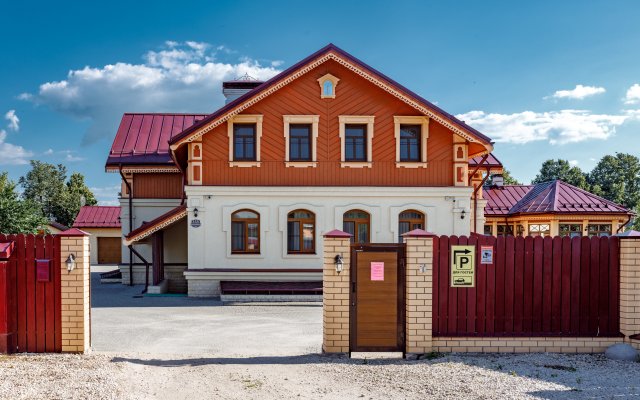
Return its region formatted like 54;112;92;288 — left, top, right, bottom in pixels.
106;113;207;169
469;153;503;168
168;44;493;152
73;206;121;228
484;180;631;217
124;205;187;245
47;220;69;231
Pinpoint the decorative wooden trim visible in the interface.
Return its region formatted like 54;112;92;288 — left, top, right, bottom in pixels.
317;73;340;99
124;208;187;245
338;115;375;164
393;116;429;164
227;114;263;164
107;167;181;174
285;161;317;168
171;51;492;151
283;115;319;163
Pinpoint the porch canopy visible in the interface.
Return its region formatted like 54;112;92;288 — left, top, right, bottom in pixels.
124;205;187;287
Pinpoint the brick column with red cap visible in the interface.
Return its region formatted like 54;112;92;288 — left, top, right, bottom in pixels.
403;229;436;355
322;229;352;353
59;228;91;353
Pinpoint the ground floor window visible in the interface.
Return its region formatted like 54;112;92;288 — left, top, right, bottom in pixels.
287;209;315;253
559;223;583;237
231;209;260;253
398;209;425;242
343;209;370;244
587;224;612;237
529;223;550;237
496;224;514;236
484;225;493;235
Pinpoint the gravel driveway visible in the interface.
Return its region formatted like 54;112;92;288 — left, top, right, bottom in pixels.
2;352;639;399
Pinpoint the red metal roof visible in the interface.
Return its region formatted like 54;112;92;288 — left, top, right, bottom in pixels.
484;180;631;216
469;153;503;168
106;113;207;168
73;206;121;228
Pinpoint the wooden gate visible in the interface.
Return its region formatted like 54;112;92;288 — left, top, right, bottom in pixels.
0;234;62;353
350;244;405;352
432;235;620;337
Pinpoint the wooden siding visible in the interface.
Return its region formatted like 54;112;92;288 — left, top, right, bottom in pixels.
133;173;182;199
201;60;455;186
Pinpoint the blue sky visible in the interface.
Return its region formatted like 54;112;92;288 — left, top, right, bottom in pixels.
1;0;640;204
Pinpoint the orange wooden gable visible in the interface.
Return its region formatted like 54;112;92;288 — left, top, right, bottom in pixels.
195;59;466;187
180;46;493;188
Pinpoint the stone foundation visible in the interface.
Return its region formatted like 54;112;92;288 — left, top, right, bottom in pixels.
432;337;623;354
221;294;322;302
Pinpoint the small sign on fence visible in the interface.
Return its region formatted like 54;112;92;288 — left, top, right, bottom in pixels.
451;245;475;287
480;246;493;264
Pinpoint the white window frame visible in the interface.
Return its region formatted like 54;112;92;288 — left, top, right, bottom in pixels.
394;116;429;168
227;114;263;167
339;115;375;168
283;115;319;168
317;73;340;99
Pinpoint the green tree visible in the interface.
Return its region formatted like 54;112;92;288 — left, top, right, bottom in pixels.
486;169;522;186
19;161;97;227
532;159;589;189
587;152;640;214
0;172;47;234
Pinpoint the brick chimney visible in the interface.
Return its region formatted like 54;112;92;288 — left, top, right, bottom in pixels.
222;73;263;104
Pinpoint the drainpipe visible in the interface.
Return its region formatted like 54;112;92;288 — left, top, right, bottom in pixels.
471;167;491;234
128;245;151;294
169;149;187;206
617;214;633;233
119;165;134;286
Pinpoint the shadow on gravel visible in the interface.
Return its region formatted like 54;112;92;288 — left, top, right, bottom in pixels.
111;354;407;367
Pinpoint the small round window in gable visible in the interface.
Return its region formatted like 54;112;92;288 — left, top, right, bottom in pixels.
317;73;340;99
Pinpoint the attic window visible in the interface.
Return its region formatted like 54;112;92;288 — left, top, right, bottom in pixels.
317;73;339;99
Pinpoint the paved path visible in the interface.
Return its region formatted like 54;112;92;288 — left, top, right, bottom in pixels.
90;266;322;356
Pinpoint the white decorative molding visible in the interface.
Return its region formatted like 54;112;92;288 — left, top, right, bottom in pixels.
171;52;492;152
394;116;429;166
109;167;181;174
338;115;375;164
227;114;263;163
124;209;187;245
283;115;319;164
317;73;340;99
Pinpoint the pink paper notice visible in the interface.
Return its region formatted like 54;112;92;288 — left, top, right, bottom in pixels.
370;262;384;281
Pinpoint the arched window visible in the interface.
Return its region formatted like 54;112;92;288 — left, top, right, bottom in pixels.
287;209;315;254
398;210;425;242
323;80;334;97
343;209;370;244
231;209;260;253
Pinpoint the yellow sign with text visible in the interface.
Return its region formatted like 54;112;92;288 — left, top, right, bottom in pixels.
450;245;475;287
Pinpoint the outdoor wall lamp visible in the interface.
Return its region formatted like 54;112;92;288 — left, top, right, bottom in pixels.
334;254;344;274
193;207;199;218
66;254;76;272
460;210;466;220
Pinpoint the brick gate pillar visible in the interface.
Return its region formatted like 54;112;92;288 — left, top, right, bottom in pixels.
59;229;91;353
619;237;640;350
403;229;436;355
322;229;352;353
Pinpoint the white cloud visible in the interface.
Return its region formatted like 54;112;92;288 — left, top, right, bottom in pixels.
546;85;605;100
569;160;579;166
457;109;630;145
0;129;32;165
90;185;121;206
20;41;282;145
4;110;19;131
625;84;640;104
44;148;54;155
65;153;85;162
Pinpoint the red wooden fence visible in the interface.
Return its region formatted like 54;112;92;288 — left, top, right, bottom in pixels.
0;234;62;353
432;235;620;337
